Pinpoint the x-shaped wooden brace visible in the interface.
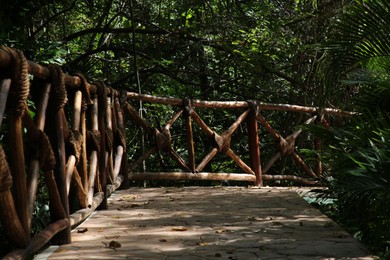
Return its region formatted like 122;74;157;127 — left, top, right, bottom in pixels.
257;113;318;178
124;102;191;172
189;108;254;174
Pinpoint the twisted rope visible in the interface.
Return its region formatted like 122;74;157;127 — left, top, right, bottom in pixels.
88;130;101;152
279;135;296;156
155;128;172;152
74;73;93;107
37;130;56;171
95;81;108;116
1;46;30;117
0;146;13;192
105;128;113;152
117;127;126;149
214;133;231;153
183;98;194;114
68;130;83;163
48;64;67;112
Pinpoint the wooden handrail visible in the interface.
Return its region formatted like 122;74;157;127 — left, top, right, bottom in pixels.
0;46;128;259
126;91;355;116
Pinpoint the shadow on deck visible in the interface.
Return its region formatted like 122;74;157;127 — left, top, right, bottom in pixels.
35;187;375;260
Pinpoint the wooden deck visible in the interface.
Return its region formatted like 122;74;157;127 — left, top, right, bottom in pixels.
35;187;375;260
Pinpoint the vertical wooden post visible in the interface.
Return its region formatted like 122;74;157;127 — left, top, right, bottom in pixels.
53;109;71;244
0;79;11;128
184;99;195;172
97;86;107;210
8;115;30;240
314;138;322;177
79;98;89;195
27;82;51;231
115;96;129;189
314;115;324;177
247;103;262;186
105;96;114;183
88;97;99;205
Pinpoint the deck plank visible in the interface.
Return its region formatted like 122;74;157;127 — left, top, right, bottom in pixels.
35;187;375;260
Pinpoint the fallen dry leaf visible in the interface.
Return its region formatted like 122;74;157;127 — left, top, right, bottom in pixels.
109;240;121;249
119;194;141;201
77;228;88;233
102;240;121;250
171;226;188;231
105;235;120;239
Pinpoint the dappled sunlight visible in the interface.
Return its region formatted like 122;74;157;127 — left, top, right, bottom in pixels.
37;187;375;259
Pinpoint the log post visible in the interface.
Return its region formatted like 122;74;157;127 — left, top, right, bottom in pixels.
314;115;324;177
0;146;29;248
52;109;71;244
46;64;71;244
97;83;107;210
183;100;196;172
79;96;89;195
0;79;11;128
247;103;262;186
105;96;114;183
27;82;51;231
115;95;129;189
8;114;30;239
88;96;99;206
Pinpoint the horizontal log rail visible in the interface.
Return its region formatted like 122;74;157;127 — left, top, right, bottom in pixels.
127;91;356;116
0;46;353;259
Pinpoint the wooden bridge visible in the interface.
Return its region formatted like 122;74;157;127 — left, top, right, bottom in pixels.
0;46;371;259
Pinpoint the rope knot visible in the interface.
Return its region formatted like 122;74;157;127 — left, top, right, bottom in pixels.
75;73;93;108
0;146;13;192
88;130;101;152
1;46;30;117
214;132;231;153
68;130;83;163
95;81;108;116
48;64;67;111
37;130;56;171
279;135;295;156
117;127;126;149
183;99;193;114
105;128;114;152
155;128;171;152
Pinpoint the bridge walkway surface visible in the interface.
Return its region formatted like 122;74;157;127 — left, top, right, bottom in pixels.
35;187;375;260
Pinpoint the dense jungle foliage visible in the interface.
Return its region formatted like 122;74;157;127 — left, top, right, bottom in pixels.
0;0;389;257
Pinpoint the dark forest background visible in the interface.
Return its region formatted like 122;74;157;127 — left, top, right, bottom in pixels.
0;0;389;257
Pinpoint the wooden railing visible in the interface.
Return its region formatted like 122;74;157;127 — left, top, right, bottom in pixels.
0;47;128;259
0;46;353;259
125;93;353;186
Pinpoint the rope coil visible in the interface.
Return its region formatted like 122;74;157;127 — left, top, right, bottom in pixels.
68;130;83;163
95;81;108;116
117;127;126;149
155;128;172;152
75;73;93;107
88;130;101;152
214;132;231;153
0;146;13;192
37;130;56;171
1;46;30;117
48;64;67;112
105;128;113;152
183;99;194;114
279;135;295;156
